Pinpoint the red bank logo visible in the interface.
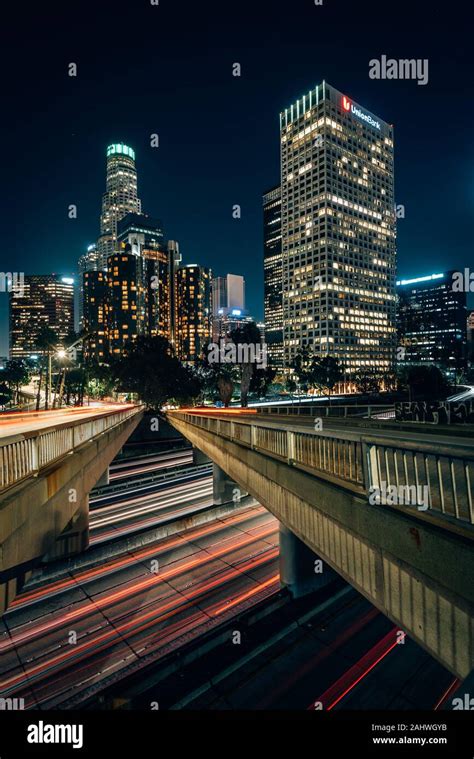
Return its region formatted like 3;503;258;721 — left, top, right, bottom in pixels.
341;95;381;130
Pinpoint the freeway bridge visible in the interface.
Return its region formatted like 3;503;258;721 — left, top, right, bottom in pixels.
0;404;144;612
167;407;474;679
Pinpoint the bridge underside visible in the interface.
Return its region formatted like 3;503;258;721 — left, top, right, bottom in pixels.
169;416;474;679
0;413;141;612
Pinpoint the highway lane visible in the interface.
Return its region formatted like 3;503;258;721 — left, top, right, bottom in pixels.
169;587;456;711
89;465;214;544
0;503;279;709
109;448;192;480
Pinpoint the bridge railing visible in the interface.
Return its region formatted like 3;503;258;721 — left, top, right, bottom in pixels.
259;403;394;419
0;406;142;492
173;411;474;528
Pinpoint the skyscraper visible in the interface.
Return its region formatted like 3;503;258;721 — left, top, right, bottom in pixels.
167;240;182;350
280;82;396;380
263;185;283;368
397;272;467;377
211;273;245;341
97;143;141;269
77;243;99;329
9;275;75;358
117;213;171;342
82;270;108;362
176;264;212;363
106;249;143;355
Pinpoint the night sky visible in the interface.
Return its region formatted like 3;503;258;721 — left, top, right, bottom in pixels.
2;0;473;356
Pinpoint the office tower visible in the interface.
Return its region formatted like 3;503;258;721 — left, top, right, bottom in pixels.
9;274;74;359
263;184;283;368
97;143;141;269
77;243;99;329
168;240;182;349
106;249;143;355
211;273;245;341
212;274;245;315
117;212;169;340
176;264;212;363
213;308;255;340
212;276;228;315
397;271;467;377
117;212;165;254
256;322;266;343
142;249;171;340
280;82;396;381
82;270;108;362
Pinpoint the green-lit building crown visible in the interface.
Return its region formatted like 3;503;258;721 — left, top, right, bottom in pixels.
106;143;135;161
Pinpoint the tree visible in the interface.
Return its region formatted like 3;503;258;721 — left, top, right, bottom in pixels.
112;336;202;409
249;365;277;399
352;368;381;396
230;322;264;407
196;342;237;407
2;360;30;405
35;326;59;410
397;364;450;401
290;348;343;401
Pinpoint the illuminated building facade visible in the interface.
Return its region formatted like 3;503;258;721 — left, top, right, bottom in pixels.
106;250;143;355
77;243;99;329
9;274;74;358
397;272;467;377
97;143;141;269
117;212;169;339
280;81;396;378
263;185;283;368
211;273;245;341
83;270;108;362
176;265;212;363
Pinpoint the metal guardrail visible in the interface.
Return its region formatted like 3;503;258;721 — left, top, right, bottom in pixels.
260;404;394;419
0;406;143;492
170;411;474;529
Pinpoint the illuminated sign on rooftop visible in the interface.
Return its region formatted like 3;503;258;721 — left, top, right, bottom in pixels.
342;96;381;131
396;273;445;286
107;143;136;161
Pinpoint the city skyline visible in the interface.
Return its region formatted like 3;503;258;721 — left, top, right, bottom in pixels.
3;0;473;357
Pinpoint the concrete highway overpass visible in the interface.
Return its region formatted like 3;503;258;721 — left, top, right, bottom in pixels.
167;408;474;679
0;404;144;612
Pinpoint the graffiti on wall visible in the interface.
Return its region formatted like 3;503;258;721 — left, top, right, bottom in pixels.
395;400;474;424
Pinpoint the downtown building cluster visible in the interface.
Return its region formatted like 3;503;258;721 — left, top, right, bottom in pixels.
76;144;248;365
263;81;470;382
7;84;471;383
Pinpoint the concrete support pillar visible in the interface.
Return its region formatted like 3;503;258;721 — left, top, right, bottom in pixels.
96;466;110;487
213;463;247;506
279;524;337;599
192;445;211;465
43;495;90;563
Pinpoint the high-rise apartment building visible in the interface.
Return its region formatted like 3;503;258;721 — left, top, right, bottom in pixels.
263;185;283;368
9;275;75;358
397;271;467;377
280;82;396;379
97;143;141;269
82;270;108;362
176;265;212;363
